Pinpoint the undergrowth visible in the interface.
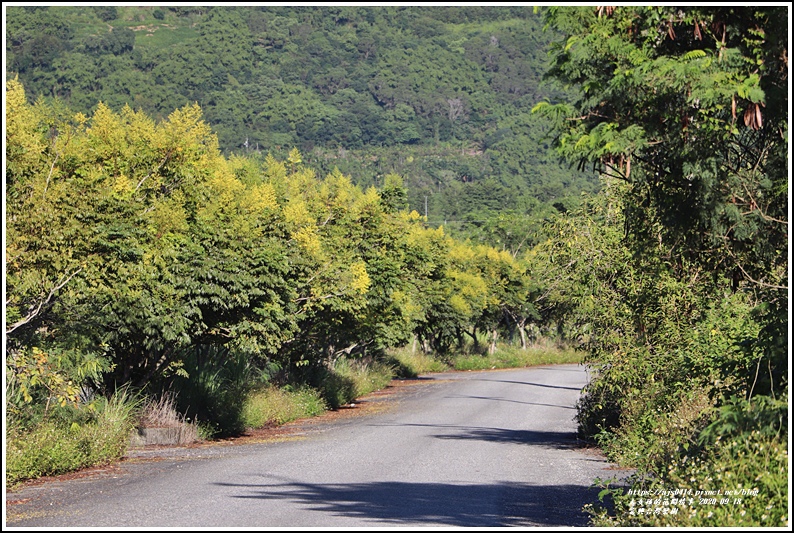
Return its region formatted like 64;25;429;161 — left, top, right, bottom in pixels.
6;388;141;487
7;339;582;487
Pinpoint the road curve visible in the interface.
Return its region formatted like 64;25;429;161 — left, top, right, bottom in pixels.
5;364;618;527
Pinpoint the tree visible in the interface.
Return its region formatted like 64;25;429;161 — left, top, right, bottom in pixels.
537;5;787;395
534;7;788;524
536;6;787;297
6;82;300;391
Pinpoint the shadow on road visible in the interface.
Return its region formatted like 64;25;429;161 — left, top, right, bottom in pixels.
215;478;600;526
446;394;577;409
475;378;583;391
432;426;584;449
370;422;584;450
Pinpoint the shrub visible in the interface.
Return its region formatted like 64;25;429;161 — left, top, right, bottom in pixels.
304;356;396;409
6;388;140;487
242;386;327;429
588;392;788;527
165;346;259;438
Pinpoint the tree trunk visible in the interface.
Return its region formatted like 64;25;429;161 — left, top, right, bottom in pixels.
467;326;479;351
518;317;527;350
489;329;498;355
455;327;466;351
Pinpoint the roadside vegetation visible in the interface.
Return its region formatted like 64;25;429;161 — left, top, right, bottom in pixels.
5;7;786;528
536;6;788;527
6;61;587;488
6;337;578;488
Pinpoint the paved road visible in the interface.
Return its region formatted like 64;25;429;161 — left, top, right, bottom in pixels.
5;364;618;528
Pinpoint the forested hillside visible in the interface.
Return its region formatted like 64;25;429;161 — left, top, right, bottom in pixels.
6;5;597;244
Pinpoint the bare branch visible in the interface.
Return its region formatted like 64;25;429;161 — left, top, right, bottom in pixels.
6;268;83;335
43;151;60;200
135;150;173;192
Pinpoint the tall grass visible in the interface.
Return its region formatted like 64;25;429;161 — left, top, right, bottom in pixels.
135;392;200;445
386;347;450;377
316;357;395;409
6;387;141;487
242;386;327;429
165;345;258;438
453;343;584;371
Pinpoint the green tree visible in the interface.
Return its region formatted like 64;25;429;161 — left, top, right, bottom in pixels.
535;6;788;525
536;6;787;304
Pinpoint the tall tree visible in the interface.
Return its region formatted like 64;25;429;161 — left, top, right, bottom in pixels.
536;5;788;396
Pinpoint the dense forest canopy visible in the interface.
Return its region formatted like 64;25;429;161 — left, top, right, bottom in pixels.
5;5;599;243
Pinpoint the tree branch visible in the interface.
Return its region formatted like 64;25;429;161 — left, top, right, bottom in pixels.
6;268;83;335
135;149;173;192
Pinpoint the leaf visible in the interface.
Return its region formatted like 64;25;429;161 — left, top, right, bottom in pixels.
680;49;706;62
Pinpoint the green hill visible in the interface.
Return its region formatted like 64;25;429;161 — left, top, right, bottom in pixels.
5;5;598;245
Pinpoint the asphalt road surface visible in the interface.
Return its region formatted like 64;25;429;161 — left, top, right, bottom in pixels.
5;364;620;528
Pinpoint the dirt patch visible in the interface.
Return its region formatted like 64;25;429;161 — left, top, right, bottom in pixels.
7;463;126;492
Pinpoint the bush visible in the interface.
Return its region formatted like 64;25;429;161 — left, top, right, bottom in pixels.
242;386;327;429
303;356;396;409
386;347;449;376
591;403;788;526
164;346;260;438
94;6;117;22
6;388;140;487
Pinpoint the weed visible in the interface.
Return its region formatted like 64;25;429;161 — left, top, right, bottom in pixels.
5;388;140;487
242;386;327;429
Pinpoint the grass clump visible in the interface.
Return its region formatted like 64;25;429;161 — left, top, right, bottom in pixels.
6;388;141;487
386;347;450;377
242;386;327;429
316;357;395;409
135;393;200;445
452;343;584;371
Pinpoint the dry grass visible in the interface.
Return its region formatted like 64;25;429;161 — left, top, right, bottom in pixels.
136;393;199;444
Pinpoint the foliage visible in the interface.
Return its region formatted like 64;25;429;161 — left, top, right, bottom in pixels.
7;79;565;455
5;5;599;244
6;387;141;487
162;346;260;438
241;386;327;429
590;395;788;527
538;7;787;298
537;6;788;526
